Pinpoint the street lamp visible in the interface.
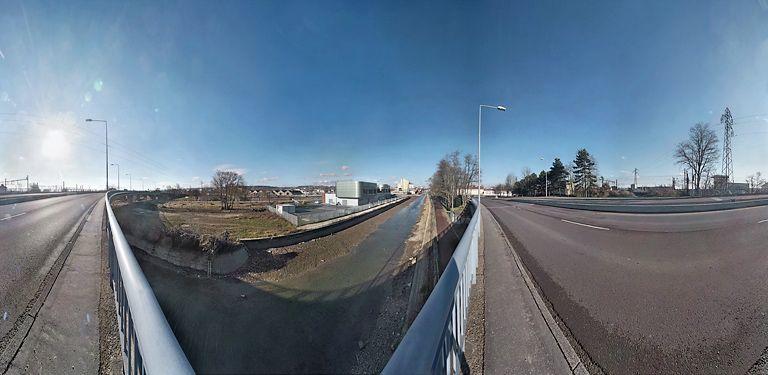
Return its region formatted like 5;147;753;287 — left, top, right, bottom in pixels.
110;163;120;190
126;173;132;190
540;156;548;197
85;118;108;191
478;105;507;207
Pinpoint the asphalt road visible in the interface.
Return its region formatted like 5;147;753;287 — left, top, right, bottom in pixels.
0;193;102;346
485;198;768;374
513;195;768;205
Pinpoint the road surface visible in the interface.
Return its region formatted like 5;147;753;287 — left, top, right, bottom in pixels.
485;198;768;374
0;193;102;353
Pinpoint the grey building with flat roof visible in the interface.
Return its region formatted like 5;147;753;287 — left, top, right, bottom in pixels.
333;180;391;206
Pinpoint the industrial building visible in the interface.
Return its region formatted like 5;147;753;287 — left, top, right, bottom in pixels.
324;180;393;206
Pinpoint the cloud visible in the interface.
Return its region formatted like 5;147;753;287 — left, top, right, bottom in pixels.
340;165;350;171
620;156;626;160
191;176;200;180
256;176;279;183
343;173;352;177
213;164;247;175
319;172;337;177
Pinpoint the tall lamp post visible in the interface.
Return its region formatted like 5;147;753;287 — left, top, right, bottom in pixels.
85;118;108;190
540;156;548;197
478;104;507;207
110;163;120;190
126;173;132;190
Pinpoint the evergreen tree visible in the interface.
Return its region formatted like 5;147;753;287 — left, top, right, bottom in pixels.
548;158;568;195
572;149;598;197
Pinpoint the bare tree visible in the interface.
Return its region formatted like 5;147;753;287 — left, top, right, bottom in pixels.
521;167;533;178
429;151;477;210
747;172;765;194
460;153;479;196
212;170;245;210
504;173;517;195
674;123;719;195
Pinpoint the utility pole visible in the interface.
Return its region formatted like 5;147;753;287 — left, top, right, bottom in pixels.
721;107;735;194
633;168;639;189
478;104;507;207
111;163;120;190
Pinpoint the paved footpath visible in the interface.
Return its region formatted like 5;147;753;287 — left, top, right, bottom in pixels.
482;206;588;375
7;199;105;374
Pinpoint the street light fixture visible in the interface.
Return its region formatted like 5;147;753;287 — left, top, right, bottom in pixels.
110;163;120;190
540;156;548;197
85;118;108;191
478;104;507;207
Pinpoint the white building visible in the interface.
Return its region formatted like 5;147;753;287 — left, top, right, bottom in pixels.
397;178;411;194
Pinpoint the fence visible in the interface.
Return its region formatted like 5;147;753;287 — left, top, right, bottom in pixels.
383;200;481;374
106;192;194;375
269;196;403;227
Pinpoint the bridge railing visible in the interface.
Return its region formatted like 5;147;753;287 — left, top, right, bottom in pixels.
105;192;194;375
383;200;481;374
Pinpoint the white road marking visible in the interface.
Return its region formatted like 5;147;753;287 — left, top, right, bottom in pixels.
0;212;26;221
561;219;610;231
759;219;768;224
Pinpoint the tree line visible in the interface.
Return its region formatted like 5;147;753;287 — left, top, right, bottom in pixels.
430;148;602;203
494;149;600;197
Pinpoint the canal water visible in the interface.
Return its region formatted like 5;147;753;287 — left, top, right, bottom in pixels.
137;195;425;373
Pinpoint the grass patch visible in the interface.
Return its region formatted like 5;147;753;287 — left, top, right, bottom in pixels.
160;198;296;239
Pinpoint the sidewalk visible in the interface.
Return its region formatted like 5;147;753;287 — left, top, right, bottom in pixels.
482;206;588;375
7;199;105;374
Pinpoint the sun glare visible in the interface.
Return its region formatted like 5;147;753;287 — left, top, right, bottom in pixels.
40;130;71;160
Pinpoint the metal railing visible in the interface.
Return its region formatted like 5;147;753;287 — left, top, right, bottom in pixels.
383;201;481;374
106;192;194;375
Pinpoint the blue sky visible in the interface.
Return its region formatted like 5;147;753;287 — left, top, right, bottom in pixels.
1;0;767;190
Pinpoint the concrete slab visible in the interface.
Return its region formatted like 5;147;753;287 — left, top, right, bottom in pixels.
482;206;581;375
7;199;105;374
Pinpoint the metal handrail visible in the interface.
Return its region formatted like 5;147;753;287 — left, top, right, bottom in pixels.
383;200;481;374
105;192;194;374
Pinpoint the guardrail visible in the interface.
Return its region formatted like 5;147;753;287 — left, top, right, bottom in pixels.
105;192;194;375
383;200;481;374
509;196;768;213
